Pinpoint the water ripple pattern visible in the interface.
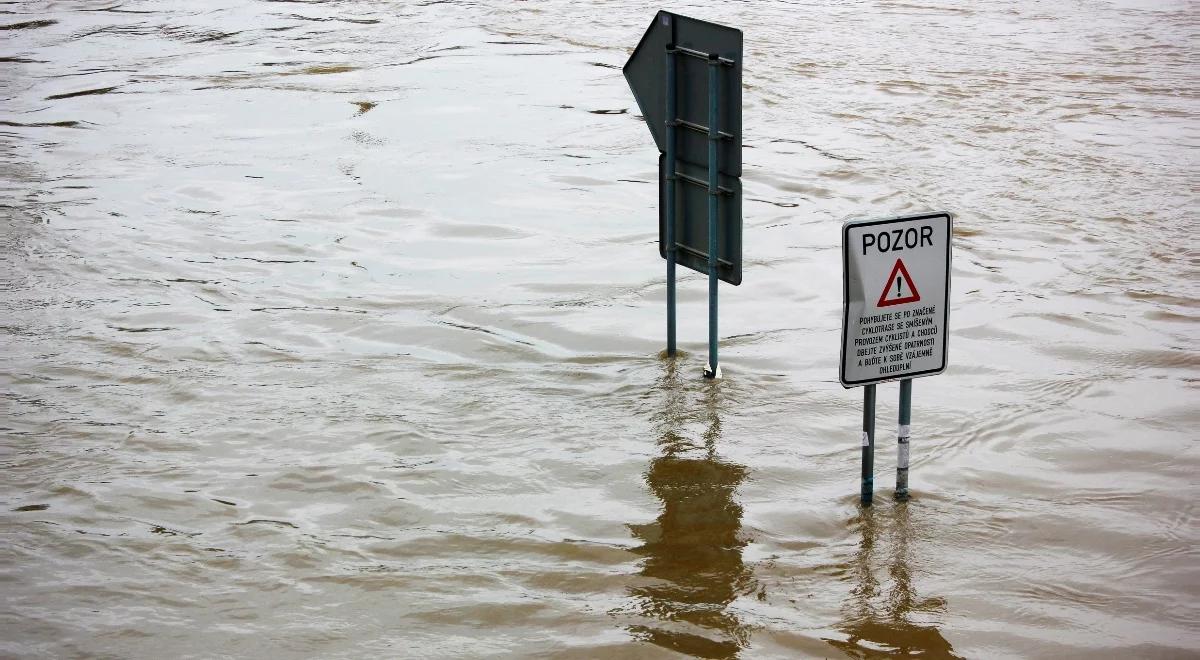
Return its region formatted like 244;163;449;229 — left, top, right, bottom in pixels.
1;1;1197;657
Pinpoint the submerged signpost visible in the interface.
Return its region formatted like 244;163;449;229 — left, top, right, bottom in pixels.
625;11;743;379
624;11;950;502
841;212;953;505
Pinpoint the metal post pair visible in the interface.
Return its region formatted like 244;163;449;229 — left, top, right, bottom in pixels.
861;379;913;505
664;45;725;379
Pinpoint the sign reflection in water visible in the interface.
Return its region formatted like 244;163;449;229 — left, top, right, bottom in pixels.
828;504;962;658
626;363;753;657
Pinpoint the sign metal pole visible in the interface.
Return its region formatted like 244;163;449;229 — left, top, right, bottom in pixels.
664;44;678;357
896;378;912;500
704;54;720;378
624;11;742;377
862;384;876;505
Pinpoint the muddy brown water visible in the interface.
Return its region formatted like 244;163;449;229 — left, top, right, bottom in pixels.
2;1;1197;658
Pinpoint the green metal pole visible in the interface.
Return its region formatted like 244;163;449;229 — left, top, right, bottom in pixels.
896;378;911;500
664;45;677;357
704;53;720;379
862;384;876;505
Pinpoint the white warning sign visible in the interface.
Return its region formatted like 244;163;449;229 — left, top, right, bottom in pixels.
840;212;952;387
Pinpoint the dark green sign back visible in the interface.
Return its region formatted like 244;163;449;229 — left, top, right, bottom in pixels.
623;11;742;177
659;156;742;285
625;11;744;285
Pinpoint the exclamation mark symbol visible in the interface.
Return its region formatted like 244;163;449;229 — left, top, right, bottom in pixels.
878;258;920;307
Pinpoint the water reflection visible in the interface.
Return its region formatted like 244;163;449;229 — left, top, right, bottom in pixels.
828;504;961;659
626;363;752;659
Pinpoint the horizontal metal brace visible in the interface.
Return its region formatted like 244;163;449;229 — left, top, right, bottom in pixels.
673;171;732;194
675;243;733;267
667;45;735;66
669;119;733;140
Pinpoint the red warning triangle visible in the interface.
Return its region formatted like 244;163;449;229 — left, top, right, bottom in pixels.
877;258;921;307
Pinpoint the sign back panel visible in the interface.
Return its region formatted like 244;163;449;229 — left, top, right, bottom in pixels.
841;212;952;387
623;10;742;177
658;155;742;285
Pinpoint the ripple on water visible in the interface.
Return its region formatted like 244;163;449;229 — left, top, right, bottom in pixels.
1;0;1198;658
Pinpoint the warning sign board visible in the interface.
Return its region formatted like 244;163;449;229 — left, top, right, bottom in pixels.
840;212;952;387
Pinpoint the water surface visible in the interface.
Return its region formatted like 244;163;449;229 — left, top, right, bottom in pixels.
2;1;1197;657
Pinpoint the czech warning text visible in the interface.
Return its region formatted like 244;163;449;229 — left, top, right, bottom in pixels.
861;225;934;255
852;304;938;375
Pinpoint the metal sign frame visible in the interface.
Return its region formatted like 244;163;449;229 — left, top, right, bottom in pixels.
658;155;742;285
624;11;742;176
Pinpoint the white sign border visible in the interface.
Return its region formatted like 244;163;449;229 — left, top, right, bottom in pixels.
840;211;953;388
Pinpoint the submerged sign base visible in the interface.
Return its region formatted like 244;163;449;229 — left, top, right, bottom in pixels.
841;212;952;387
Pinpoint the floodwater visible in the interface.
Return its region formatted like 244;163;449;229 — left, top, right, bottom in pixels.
2;1;1197;657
